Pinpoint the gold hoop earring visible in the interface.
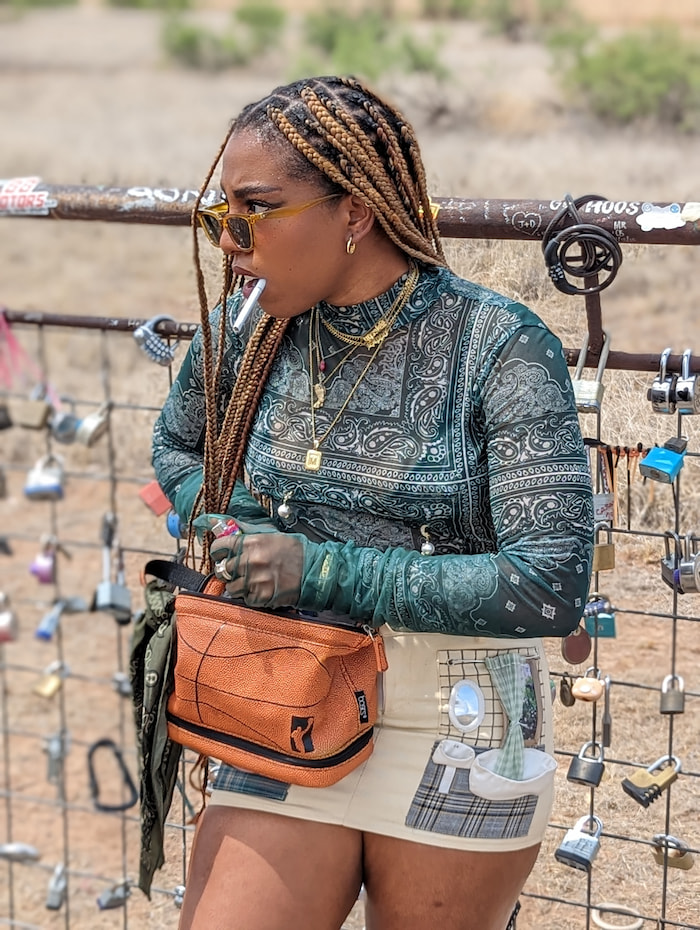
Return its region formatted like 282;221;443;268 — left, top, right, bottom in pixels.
346;236;356;255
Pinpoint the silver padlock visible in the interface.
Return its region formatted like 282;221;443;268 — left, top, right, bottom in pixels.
661;531;683;590
674;348;700;415
94;515;132;624
554;815;603;872
678;533;700;593
660;674;685;714
133;314;179;366
566;740;605;787
572;331;611;414
0;591;18;643
648;346;677;414
46;863;67;910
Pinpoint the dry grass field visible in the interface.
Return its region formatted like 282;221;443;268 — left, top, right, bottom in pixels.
1;4;699;929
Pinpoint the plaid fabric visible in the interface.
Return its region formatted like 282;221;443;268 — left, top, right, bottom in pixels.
405;742;537;840
213;762;290;802
484;653;526;780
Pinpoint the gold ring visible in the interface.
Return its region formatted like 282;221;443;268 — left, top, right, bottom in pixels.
214;558;233;582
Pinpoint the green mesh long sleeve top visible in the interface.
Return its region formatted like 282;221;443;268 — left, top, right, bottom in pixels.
152;264;593;637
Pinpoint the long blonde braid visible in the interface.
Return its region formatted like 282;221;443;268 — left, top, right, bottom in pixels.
189;75;446;562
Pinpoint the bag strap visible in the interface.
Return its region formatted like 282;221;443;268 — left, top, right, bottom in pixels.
144;558;210;592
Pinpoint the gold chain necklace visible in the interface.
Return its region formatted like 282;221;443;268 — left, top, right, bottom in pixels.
305;263;419;471
311;307;357;410
319;261;420;349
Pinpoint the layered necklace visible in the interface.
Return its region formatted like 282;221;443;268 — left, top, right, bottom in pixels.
304;261;419;472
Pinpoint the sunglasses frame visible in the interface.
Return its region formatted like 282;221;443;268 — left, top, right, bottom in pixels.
197;193;342;251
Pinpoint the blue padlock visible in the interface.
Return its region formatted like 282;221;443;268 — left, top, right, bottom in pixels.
639;437;687;484
583;593;616;638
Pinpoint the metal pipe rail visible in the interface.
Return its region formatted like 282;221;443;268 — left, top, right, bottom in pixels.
2;181;700;246
4;311;700;376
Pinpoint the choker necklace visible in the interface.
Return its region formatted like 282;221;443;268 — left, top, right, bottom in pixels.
319;262;420;349
305;262;419;471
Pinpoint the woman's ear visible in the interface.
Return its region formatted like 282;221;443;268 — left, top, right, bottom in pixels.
345;194;375;245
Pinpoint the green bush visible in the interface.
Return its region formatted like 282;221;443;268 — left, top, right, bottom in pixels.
302;5;449;82
563;26;700;129
1;0;77;8
421;0;477;18
107;0;190;9
161;17;249;70
235;2;286;52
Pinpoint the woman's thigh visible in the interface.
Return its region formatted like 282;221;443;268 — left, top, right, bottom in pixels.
178;806;364;930
363;832;539;930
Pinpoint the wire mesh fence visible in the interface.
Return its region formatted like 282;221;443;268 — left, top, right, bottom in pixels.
1;193;700;930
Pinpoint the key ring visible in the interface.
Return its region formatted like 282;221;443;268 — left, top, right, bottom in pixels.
591;903;643;930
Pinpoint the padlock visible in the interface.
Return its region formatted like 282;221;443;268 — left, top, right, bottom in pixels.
602;675;612;747
647;346;677;414
559;673;576;707
76;401;110;447
0;402;12;430
49;398;80;444
677;533;700;593
46;863;67;910
621;754;681;807
639;436;687;484
651;834;695;870
571;666;604;702
0;591;18;643
554;815;603;872
134;314;179;366
660;531;683;591
35;601;64;640
659;674;685;714
583;591;616;638
567;740;605;787
173;884;186;909
560;623;592;665
674;348;700;415
97;880;131;910
93;515;132;624
572;331;611;414
29;537;57;585
8;388;52;429
33;660;69;698
43;730;70;785
591;522;615;573
24;453;65;501
0;842;40;862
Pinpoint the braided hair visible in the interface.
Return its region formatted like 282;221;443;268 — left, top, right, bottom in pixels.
190;76;446;556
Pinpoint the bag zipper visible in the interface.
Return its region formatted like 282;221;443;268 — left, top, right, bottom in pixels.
166;713;373;768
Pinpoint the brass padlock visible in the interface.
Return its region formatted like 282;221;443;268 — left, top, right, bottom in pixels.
8;391;52;429
651;833;694;870
621;754;681;807
33;661;68;698
571;666;604;702
591;522;615;573
660;673;685;714
572;331;611;414
647;346;677;414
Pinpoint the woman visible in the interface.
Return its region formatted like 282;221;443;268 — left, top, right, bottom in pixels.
152;75;593;930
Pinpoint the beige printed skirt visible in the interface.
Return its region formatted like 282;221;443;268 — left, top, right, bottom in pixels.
208;628;556;851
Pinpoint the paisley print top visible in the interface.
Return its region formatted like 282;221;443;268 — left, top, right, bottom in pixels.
152;265;593;637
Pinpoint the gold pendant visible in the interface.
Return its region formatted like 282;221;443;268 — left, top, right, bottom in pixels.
313;382;326;409
305;448;323;471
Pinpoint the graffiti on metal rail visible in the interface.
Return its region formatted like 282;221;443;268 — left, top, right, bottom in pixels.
0;176;56;215
123;186;222;210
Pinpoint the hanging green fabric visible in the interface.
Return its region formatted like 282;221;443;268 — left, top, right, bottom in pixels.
484;653;526;781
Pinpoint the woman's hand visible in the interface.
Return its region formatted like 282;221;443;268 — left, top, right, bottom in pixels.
210;531;305;609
